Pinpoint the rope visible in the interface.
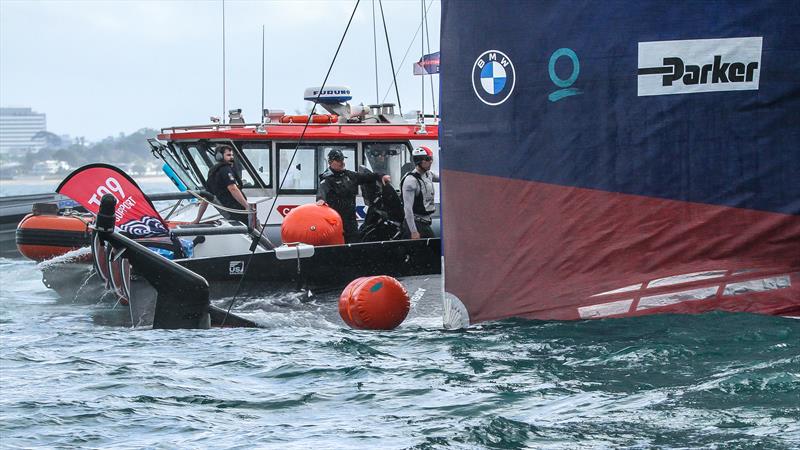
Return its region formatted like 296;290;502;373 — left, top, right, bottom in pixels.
220;0;362;326
378;0;402;115
185;189;268;215
423;0;436;117
372;0;379;104
160;199;183;221
381;0;435;105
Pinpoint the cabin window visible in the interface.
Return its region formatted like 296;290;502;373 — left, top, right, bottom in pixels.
363;142;408;187
234;157;258;188
240;143;272;188
317;145;356;173
276;143;356;194
186;145;212;183
199;142;262;189
278;147;317;192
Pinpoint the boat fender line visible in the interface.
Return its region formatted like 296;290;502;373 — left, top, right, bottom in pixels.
339;275;410;330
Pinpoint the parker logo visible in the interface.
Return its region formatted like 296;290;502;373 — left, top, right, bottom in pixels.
637;37;762;96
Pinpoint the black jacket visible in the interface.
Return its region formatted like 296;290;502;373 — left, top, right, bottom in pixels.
207;162;244;210
317;168;382;223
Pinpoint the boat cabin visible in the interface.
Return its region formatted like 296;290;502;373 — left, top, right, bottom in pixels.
149;93;439;235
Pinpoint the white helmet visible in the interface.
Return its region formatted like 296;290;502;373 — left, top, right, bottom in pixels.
412;146;433;164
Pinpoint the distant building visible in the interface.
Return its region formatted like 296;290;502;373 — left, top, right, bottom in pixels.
31;160;70;176
0;107;47;155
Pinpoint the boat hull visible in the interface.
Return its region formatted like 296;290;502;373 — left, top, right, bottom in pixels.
440;0;800;325
39;238;442;307
443;170;800;322
178;238;441;291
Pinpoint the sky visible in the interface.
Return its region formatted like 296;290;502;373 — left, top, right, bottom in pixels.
0;0;441;141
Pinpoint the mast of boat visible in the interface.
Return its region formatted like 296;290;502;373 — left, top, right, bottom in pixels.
372;0;379;104
222;0;227;124
418;0;426;134
378;0;402;116
423;0;436;119
261;24;265;120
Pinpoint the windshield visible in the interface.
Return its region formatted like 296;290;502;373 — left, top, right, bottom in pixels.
163;143;203;190
363;142;406;187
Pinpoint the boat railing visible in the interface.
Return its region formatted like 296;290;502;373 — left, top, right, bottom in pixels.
149;191;212;202
169;224;250;237
161;123;258;134
161;119;439;135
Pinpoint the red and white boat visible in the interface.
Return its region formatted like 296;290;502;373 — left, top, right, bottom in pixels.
32;88;443;317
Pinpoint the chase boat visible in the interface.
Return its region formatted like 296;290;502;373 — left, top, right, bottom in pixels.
32;88;442;317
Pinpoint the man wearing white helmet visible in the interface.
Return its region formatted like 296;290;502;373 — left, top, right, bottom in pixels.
401;146;439;239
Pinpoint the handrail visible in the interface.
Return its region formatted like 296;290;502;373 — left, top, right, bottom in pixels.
159;119;435;134
169;225;249;237
148;191;213;202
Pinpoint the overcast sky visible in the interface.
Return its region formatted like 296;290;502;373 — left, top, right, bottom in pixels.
0;0;441;141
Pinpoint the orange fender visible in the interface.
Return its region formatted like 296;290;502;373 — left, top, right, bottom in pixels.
338;276;410;330
280;204;344;246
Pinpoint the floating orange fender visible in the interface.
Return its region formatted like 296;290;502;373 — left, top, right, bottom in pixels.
16;213;92;261
279;114;339;124
338;276;410;330
280;204;344;246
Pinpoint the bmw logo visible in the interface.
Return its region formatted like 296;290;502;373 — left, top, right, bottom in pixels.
472;50;516;106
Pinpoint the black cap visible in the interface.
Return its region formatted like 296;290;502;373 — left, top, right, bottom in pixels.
327;149;347;161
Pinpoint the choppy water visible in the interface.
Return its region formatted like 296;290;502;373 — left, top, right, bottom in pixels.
1;256;799;449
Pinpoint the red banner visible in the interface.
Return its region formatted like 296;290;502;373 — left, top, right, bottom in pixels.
57;164;168;237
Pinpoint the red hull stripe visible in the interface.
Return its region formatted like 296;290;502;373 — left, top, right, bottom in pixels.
442;169;800;322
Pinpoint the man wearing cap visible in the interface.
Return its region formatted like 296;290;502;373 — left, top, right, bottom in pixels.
401;146;439;239
316;148;391;243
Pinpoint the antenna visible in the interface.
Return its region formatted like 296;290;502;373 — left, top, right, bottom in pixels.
378;0;402;116
424;0;436;118
222;0;226;124
261;24;265;119
420;0;425;121
372;0;379;104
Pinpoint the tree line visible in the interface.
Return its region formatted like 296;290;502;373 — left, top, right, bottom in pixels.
11;128;161;174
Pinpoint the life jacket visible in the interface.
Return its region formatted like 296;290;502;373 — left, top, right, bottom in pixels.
206;162;243;200
401;170;436;216
318;169;360;221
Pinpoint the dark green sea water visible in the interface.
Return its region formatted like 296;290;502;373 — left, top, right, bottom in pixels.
1;257;798;449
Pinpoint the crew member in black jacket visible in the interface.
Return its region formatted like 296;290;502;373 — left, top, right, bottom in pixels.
316;149;390;243
193;145;252;225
